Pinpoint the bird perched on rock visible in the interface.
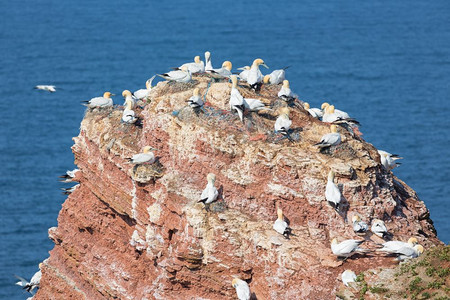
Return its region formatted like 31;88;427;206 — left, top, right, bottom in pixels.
15;263;43;294
243;98;265;111
229;75;245;122
199;173;219;204
273;208;292;238
247;58;269;91
122;92;138;124
133;75;156;100
263;66;289;84
314;124;341;150
303;102;323;119
352;215;368;233
341;270;357;287
176;55;205;73
58;169;79;183
231;278;251;300
377;241;424;261
378;150;402;171
128;146;157;164
325;170;341;211
274;107;293;141
81;91;114;108
204;51;213;71
186;88;204;109
158;66;192;83
237;66;250;81
61;184;80;195
322;104;360;125
34;85;56;92
377;238;418;254
277;80;295;102
331;238;367;258
371;219;388;238
209;61;233;78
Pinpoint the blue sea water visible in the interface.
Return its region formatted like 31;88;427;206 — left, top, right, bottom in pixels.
0;0;449;298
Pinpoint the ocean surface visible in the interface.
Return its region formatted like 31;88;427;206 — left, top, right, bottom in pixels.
0;0;449;298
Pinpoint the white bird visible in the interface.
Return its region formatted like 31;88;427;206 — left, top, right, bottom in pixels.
58;169;80;183
61;184;80;195
243;98;265;111
378;242;424;260
325;171;341;210
157;66;192;83
177;55;205;73
277;80;295;101
371;219;388;238
274;107;293;141
231;278;251;300
209;61;233;78
229;75;245;122
15;263;43;294
321;104;360;125
237;66;250;81
331;238;366;258
122;92;138;124
122;89;136;108
314;125;341;150
377;238;418;254
187;88;204;109
321;102;350;119
273;208;292;238
81;92;114;108
352;215;368;233
247;58;269;90
303;102;323;119
263;66;289;85
199;173;219;204
341;270;357;287
378;150;403;171
34;85;56;92
128;146;157;164
205;51;213;71
133;75;156;100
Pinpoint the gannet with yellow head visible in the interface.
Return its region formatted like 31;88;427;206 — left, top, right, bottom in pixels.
303;102;323;119
314;124;341;149
229;75;245;122
263;66;289;84
157;66;192;83
231;278;251;300
378;150;403;171
325;170;341;210
209;60;233;77
377;237;418;254
178;55;205;73
81;91;114;108
277;79;295;101
331;238;367;258
187;88;204;109
273;208;292;238
274;107;293;141
121;90;138;124
352;215;368;233
341;270;357;287
199;173;219;204
133;75;156;100
205;51;213;71
247;58;269;91
128;146;157;164
237;66;250;81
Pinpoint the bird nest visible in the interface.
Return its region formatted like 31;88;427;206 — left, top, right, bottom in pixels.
130;160;165;184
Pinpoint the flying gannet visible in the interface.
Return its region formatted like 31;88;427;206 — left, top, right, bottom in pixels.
263;66;289;85
277;80;295;102
303;102;323;119
341;270;357;287
274;107;293;141
58;169;80;183
229;75;245;122
187;88;204;109
128;146;157;164
158;66;192;83
231;278;251;300
205;51;213;71
352;215;368;233
325;170;341;210
237;66;250;81
176;55;205;73
15;263;43;294
209;61;233;78
199;173;219;204
81;92;114;108
61;184;80;195
34;85;56;92
247;58;269;91
122;92;138;124
371;219;388;238
314;124;341;150
331;238;367;258
133;75;156;100
378;150;403;171
273;208;292;238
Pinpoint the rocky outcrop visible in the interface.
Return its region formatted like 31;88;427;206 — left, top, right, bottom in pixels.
36;74;440;299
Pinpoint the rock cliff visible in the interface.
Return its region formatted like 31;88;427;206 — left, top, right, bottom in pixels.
36;74;441;299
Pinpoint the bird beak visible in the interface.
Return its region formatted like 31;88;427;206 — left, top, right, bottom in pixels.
237;67;245;70
262;64;269;69
111;94;116;96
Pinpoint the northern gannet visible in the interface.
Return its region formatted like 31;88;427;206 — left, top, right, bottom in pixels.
331;238;366;258
128;146;157;164
58;169;80;183
273;208;292;238
314;124;341;150
205;51;213;71
371;219;388;238
81;92;114;108
341;270;357;287
229;75;245;122
133;75;156;100
231;278;251;300
352;215;368;233
15;263;42;294
122;93;138;124
187;88;204;109
177;55;205;73
325;170;341;210
274;107;293;141
199;173;219;204
303;102;323;119
378;150;403;170
243;98;265;111
321;102;350;119
158;66;192;83
61;184;80;195
209;61;232;78
277;80;295;101
377;238;418;253
34;85;56;92
263;66;289;85
322;104;360;125
247;58;268;91
378;243;424;260
237;66;250;81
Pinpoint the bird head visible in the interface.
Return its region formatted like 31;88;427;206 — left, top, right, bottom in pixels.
328;170;335;181
416;244;425;254
38;263;43;269
143;146;157;153
330;124;338;133
207;173;216;184
230;75;238;87
222;61;232;71
231;278;239;287
194;56;201;64
321;102;330;110
278;107;290;117
103;92;113;98
122;90;132;98
205;51;211;60
193;88;200;97
263;75;271;84
331;238;338;245
352;215;361;223
408;237;418;245
277;208;284;220
282;79;290;88
327;105;335;114
252;58;269;69
303;102;310;109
